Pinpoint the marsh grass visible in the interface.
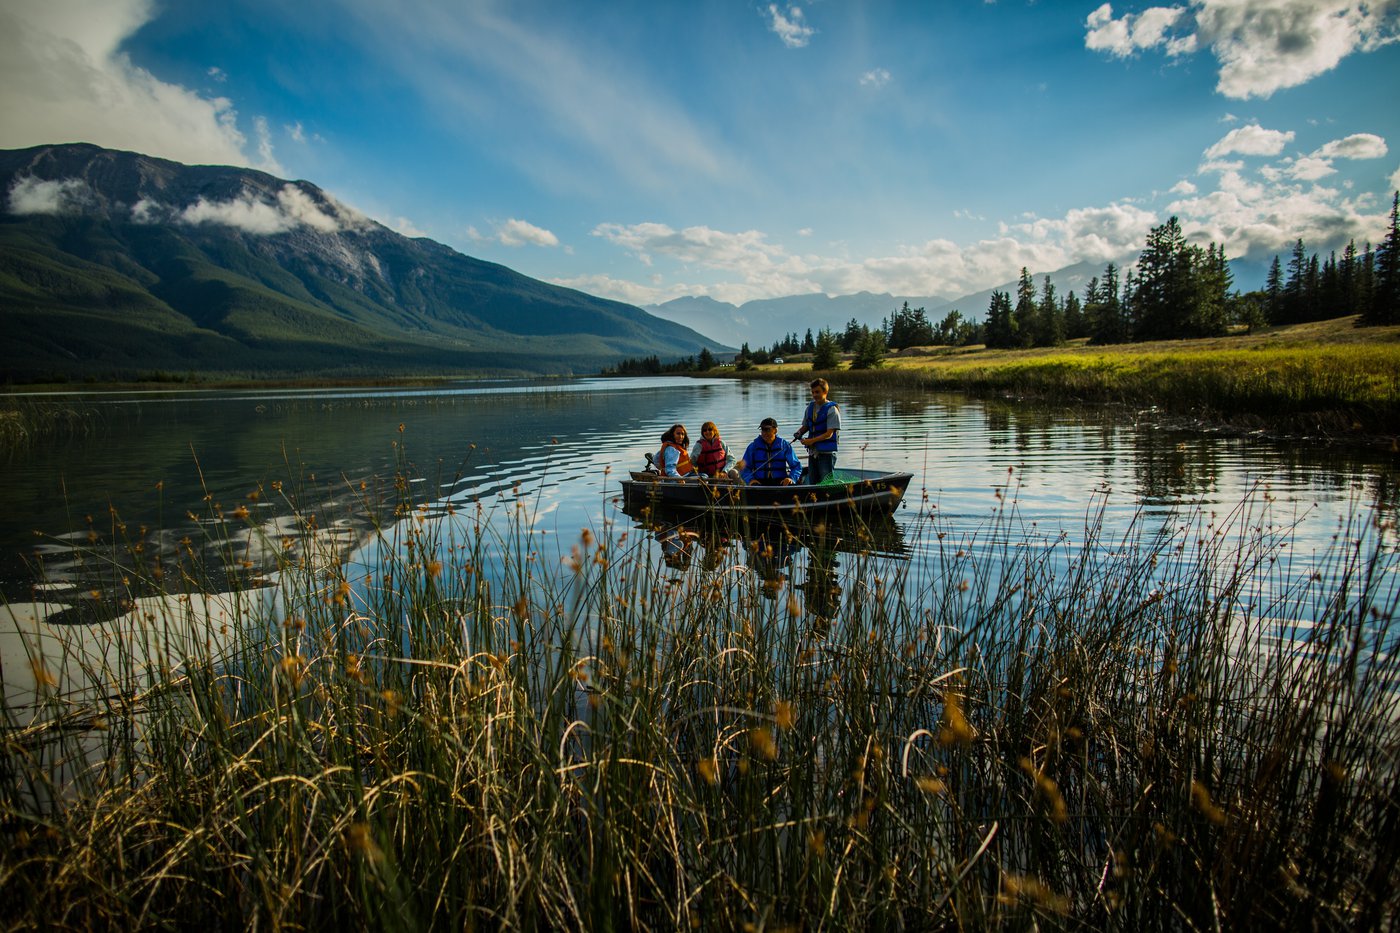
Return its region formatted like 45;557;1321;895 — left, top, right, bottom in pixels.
2;454;1398;930
0;397;105;451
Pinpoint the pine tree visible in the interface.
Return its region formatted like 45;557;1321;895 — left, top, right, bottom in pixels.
850;329;886;369
1012;268;1037;348
983;290;1014;348
841;318;865;351
1265;255;1284;323
1133;216;1194;340
1062;291;1085;339
1341;240;1359;315
1187;242;1230;336
812;328;842;369
1368;191;1400;325
1037;275;1064;346
1282;238;1308;324
1088;263;1126;344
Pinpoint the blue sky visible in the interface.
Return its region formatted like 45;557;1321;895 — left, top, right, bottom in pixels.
3;0;1399;305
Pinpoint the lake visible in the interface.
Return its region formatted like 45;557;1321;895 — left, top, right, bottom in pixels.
1;375;1396;617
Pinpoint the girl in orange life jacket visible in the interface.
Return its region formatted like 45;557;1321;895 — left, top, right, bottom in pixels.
657;424;695;476
689;421;737;478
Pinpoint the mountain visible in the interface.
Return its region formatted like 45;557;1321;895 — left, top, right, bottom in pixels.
0;144;726;382
647;291;950;348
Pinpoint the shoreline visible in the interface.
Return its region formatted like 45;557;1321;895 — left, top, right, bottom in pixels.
710;316;1400;456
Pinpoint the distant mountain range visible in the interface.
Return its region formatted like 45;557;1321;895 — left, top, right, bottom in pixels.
649;259;1269;349
0;143;727;381
646;263;1106;348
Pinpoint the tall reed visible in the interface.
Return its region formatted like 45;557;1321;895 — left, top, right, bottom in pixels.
2;453;1396;930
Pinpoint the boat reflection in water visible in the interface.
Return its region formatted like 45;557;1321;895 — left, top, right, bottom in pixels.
621;497;907;624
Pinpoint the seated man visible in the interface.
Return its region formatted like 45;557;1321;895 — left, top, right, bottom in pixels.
737;417;803;486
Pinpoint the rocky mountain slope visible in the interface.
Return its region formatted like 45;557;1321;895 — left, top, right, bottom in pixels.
0;144;724;381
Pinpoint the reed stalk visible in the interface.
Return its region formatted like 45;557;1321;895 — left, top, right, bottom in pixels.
2;452;1396;930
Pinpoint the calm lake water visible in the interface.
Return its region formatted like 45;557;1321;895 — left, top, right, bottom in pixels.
2;376;1397;614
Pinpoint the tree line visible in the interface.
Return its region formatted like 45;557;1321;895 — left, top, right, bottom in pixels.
606;192;1399;373
983;191;1399;348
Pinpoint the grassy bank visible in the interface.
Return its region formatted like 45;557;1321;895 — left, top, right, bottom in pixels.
3;462;1398;930
740;317;1400;444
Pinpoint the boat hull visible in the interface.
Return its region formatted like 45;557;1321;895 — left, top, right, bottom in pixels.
620;468;912;516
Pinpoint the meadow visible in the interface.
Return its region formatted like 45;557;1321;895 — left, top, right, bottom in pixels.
748;317;1400;444
2;453;1397;930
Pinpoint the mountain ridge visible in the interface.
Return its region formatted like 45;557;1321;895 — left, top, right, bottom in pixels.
1;143;727;381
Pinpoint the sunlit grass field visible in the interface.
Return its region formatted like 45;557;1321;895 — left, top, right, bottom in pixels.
3;453;1397;930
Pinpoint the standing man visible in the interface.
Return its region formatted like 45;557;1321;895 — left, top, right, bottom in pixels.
793;378;840;484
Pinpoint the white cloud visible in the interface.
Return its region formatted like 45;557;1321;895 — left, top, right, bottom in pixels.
1171;179;1199;195
1204;124;1294;158
1169;162;1388;259
393;217;428;238
1391;166;1400;192
589;201;1160;304
1087;1;1400;100
0;0;274;170
1288;156;1337;181
497;218;560;248
180;192;295;234
1316;133;1388;160
6;176;92;215
177;184;349;235
860;68;891;88
766;4;815;48
276;185;341;232
1196;0;1400;99
130;197;164;224
1085;4;1188;57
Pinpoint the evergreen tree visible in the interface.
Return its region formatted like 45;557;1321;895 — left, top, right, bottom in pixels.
850;328;887;369
1265;254;1284;322
1133;216;1193;340
697;347;716;370
1359;243;1376;316
1188;242;1231;336
812;328;842;369
1340;240;1360;315
1062;290;1085;339
1036;275;1064;346
841;318;866;351
1121;267;1138;336
803;328;816;353
1281;238;1308;324
983;290;1015;348
885;302;933;349
1012;268;1037;348
1368;191;1400;325
1087;263;1126;343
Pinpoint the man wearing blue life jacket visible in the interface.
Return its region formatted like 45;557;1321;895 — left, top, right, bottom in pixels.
793;378;840;484
738;417;802;486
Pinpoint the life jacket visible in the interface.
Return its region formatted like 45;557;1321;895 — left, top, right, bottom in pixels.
803;400;839;452
657;440;694;476
749;438;791;481
694;436;728;476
